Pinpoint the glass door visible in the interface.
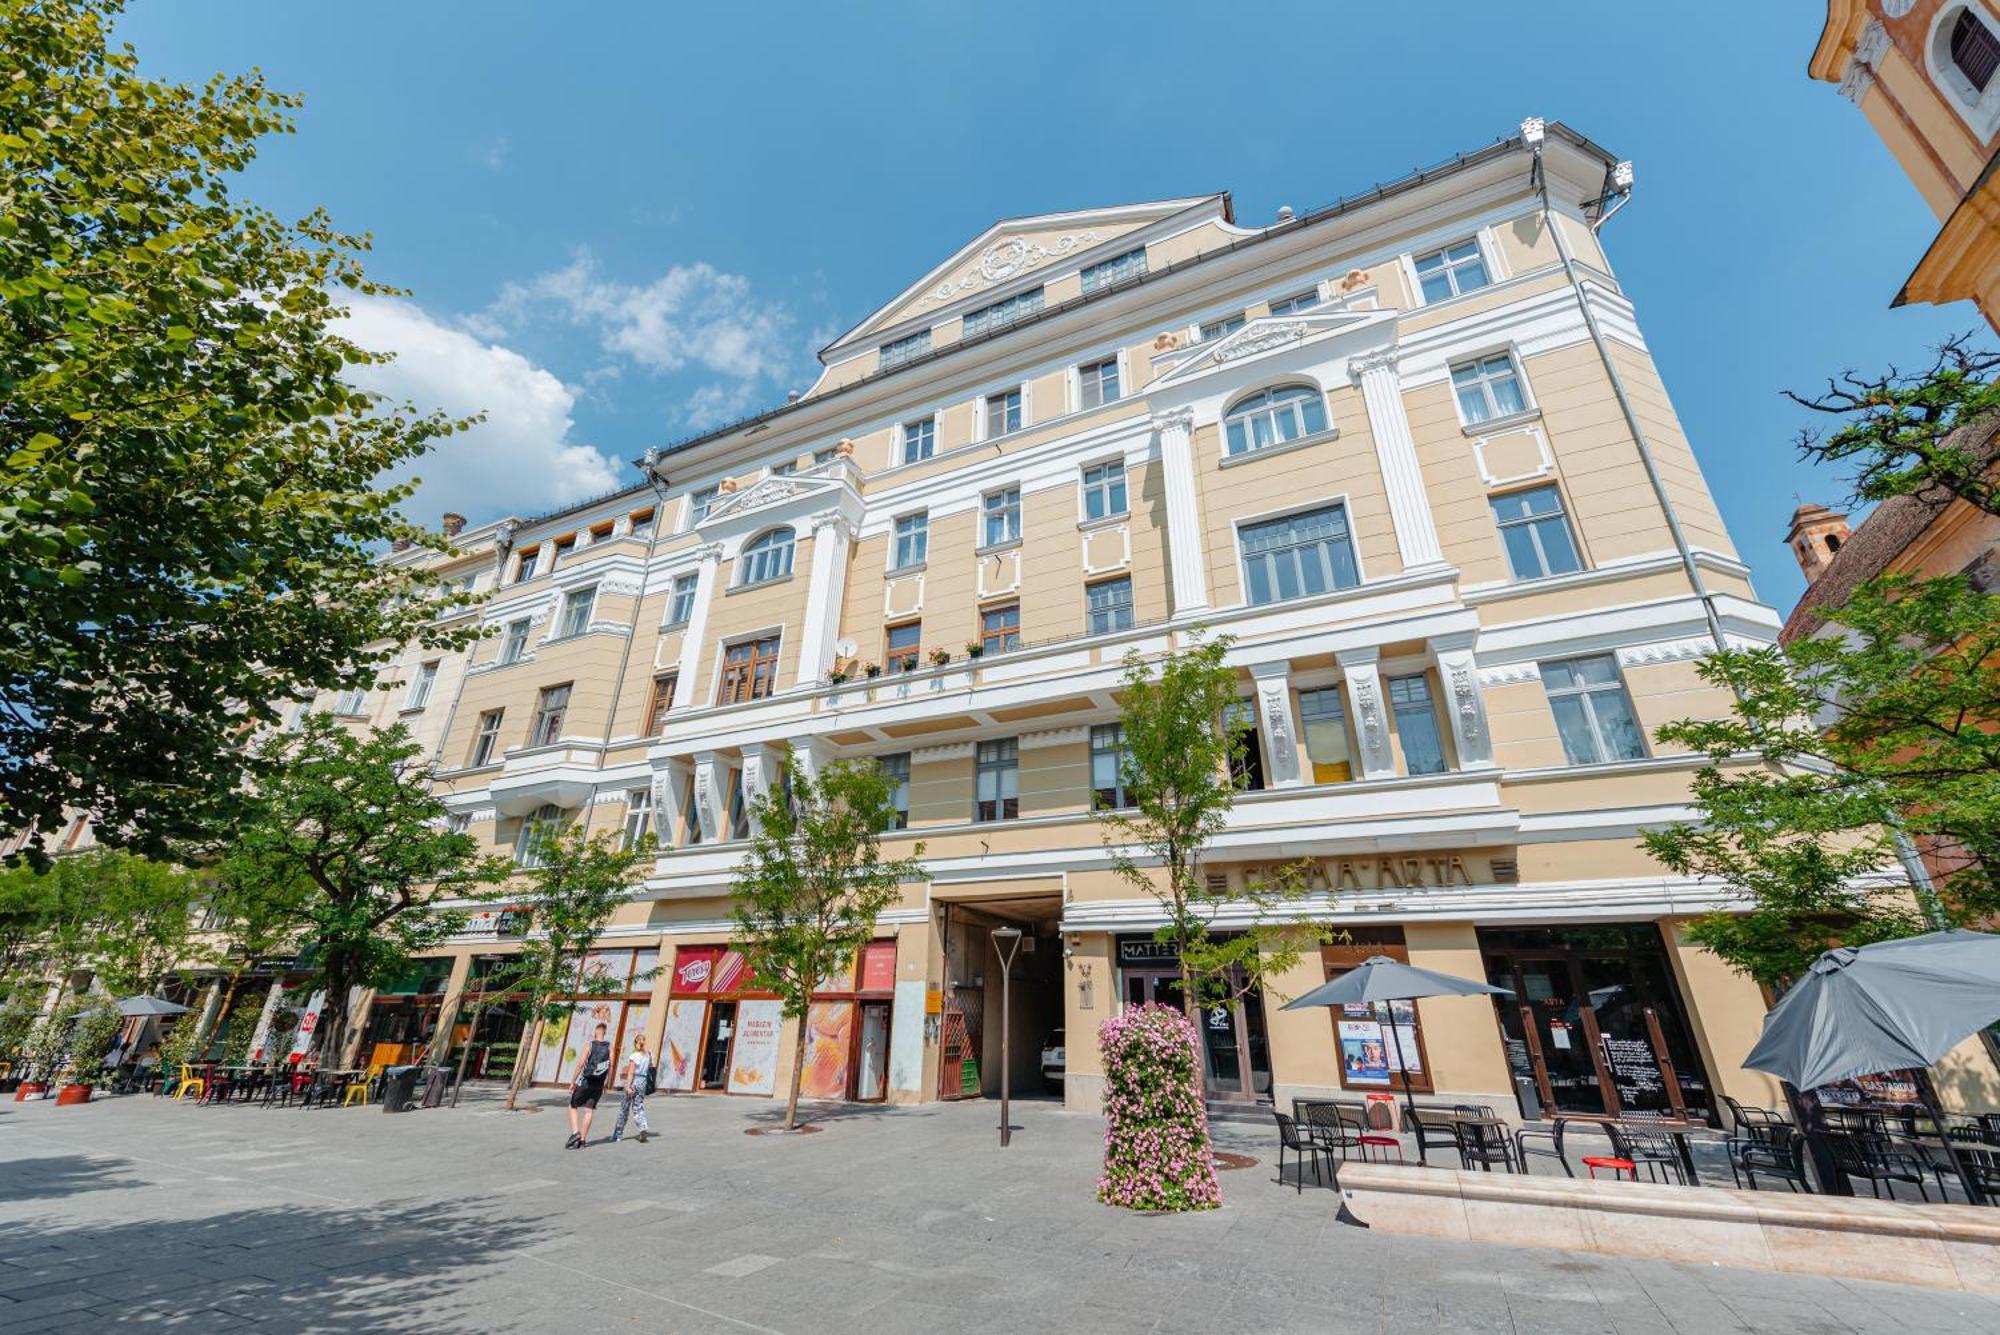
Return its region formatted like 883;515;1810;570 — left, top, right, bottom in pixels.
1509;956;1608;1116
699;1002;735;1091
855;1002;890;1103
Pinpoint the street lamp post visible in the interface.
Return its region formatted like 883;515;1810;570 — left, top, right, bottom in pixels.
991;926;1022;1147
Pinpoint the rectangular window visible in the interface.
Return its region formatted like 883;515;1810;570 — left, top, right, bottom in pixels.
885;621;921;673
514;803;561;869
1388;674;1448;776
622;789;653;851
1953;9;2000;91
980;602;1020;655
1298;688;1352;783
1266;287;1322;315
900;417;936;464
645;674;677;736
333;688;367;717
1451;353;1528;425
680;777;703;847
728;774;750;840
404;661;439;711
812;446;839;466
879;752;910;830
1413;238;1491;303
1199;313;1245;342
770;459;796;477
983;388;1023;438
974;738;1019;822
470;710;504;767
500;618;530;665
879;329;932;370
1081;247;1147;293
982;487;1021;547
511;547;539;584
531;684;571;747
666;573;698;627
628;508;656;540
962;287;1044;338
1081;459;1128;520
558;585;596;639
1078;356;1121;409
1540;656;1646;765
1225;699;1266;791
719;635;781;704
892;512;928;570
1091;723;1130;810
687;486;717;529
550;535;576;572
1492;486;1583;581
1239;505;1360;605
1087;576;1134;634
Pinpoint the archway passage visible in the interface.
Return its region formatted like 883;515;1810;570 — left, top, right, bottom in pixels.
937;896;1065;1103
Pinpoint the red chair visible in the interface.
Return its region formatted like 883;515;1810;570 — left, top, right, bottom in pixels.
1358;1134;1404;1163
1582;1155;1637;1181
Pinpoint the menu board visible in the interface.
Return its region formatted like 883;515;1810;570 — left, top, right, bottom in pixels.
726;999;783;1095
1600;1036;1664;1095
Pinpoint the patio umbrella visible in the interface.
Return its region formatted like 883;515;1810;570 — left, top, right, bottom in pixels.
1281;955;1513;1133
117;996;190;1018
1745;929;2000;1206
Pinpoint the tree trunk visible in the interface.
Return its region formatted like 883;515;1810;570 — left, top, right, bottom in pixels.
784;1002;810;1132
451;996;488;1109
506;1012;544;1112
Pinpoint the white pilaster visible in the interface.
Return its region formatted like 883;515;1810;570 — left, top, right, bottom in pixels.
651;758;690;847
672;544;724;710
1152;408;1210;614
1336;646;1397;780
739;742;786;822
1428;632;1496;770
1249;662;1304;789
796;510;855;687
692;750;728;844
1350;348;1445;572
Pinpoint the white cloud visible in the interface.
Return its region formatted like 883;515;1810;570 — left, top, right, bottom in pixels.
337;294;622;525
680;381;764;430
479;135;510;172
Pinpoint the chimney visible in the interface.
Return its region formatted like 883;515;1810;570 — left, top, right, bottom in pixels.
1784;502;1851;585
441;512;467;538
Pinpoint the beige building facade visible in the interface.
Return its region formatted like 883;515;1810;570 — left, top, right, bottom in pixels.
313;121;1790;1123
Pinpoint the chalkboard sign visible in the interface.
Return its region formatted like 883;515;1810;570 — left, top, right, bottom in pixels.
959;1058;981;1094
1601;1036;1664;1095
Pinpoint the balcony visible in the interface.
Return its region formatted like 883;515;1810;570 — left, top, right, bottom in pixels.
487;740;607;816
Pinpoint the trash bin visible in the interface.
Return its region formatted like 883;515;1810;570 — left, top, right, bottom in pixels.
380;1064;422;1114
419;1065;452;1109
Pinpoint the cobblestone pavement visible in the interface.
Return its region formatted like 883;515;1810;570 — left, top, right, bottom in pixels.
1;1086;1995;1333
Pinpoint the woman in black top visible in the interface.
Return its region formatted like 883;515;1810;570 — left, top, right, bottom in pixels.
566;1023;613;1149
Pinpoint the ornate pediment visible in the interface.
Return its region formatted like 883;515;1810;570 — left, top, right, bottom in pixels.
1148;307;1400;391
700;476;819;527
695;458;864;542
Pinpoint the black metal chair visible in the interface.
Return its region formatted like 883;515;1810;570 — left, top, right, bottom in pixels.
1411;1108;1464;1167
1606;1122;1691;1186
1454;1119;1519;1173
1728;1124;1812;1192
1273;1112;1330;1193
1721;1095;1791;1146
1822;1129;1935;1201
1515;1118;1575;1177
1301;1100;1363;1163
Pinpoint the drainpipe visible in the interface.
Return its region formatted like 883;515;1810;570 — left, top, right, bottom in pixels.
1524;118;1730;657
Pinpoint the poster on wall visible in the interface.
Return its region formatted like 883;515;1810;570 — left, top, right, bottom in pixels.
615;1004;649;1087
661;999;707;1091
726;999;783;1095
799;1002;854;1101
531;1002;582;1084
859;941;897;992
556;1000;624;1086
1339;1020;1391;1085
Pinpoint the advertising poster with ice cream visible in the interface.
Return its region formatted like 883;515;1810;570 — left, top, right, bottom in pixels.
662;999;705;1091
726;999;783;1095
798;1001;854;1100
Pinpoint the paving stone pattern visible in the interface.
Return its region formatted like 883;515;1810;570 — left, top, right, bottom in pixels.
1;1087;1995;1333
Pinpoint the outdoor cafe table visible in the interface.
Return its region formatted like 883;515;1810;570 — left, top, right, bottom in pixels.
1450;1113;1519;1172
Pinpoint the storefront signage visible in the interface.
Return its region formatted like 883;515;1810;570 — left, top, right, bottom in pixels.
726;1000;783;1095
858;941;897;992
1313;853;1482;892
463;907;530;938
673;947;721;993
1116;937;1180;966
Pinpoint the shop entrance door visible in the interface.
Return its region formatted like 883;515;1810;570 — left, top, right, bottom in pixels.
1122;969;1272;1102
699;1002;736;1091
855;1002;890;1103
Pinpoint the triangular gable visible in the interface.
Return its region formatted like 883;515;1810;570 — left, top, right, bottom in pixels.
824;195;1226;360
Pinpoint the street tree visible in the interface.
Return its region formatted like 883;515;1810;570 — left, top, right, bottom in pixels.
1096;633;1318;1023
730;756;923;1131
63;850;209;997
0;0;482;864
488;819;655;1112
1645;574;2000;989
217;715;511;1062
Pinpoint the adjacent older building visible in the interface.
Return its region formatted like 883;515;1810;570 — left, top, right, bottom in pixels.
269;121;1795;1122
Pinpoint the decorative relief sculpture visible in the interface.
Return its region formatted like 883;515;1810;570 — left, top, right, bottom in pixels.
1213;322;1308;363
917;231;1102;308
1448;664;1483;740
1353;679;1384;754
1263;688;1294;769
1347;345;1400;381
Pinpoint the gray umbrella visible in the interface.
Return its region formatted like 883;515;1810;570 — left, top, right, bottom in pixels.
1281;954;1512;1131
1744;930;2000;1090
117;995;191;1017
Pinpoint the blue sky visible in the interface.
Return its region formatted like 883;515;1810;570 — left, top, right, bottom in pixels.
121;0;1978;609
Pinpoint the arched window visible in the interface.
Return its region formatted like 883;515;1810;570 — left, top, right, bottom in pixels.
1825;533;1842;553
1223;385;1328;456
1950;7;2000;92
1930;5;2000;135
737;527;796;586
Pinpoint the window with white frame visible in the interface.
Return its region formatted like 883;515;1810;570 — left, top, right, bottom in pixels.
1200;313;1246;342
1223;385;1329;456
1086;575;1134;634
1491;486;1582;581
963;287;1044;338
980;602;1020;654
879;329;932;370
622;788;654;850
1298;687;1352;783
737;527;796;586
333;688;367;717
514;803;562;868
1947;6;2000;95
530;684;570;747
1090;722;1131;810
1388;674;1448;776
470;709;504;767
686;486;717;529
680;775;703;846
982;486;1021;547
728;774;750;840
900;416;936;464
1413;238;1491;302
879;752;910;830
1451;352;1529;425
500;617;530;665
770;459;796;477
628;508;656;540
974;738;1019;821
813;445;840;466
1081;459;1128;521
549;535;576;572
1081;247;1146;293
666;573;698;626
892;512;928;569
1266;287;1321;315
1239;504;1359;605
404;660;439;711
1078;356;1121;409
510;547;539;584
984;387;1023;438
1539;656;1646;765
885;621;922;673
557;585;597;638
